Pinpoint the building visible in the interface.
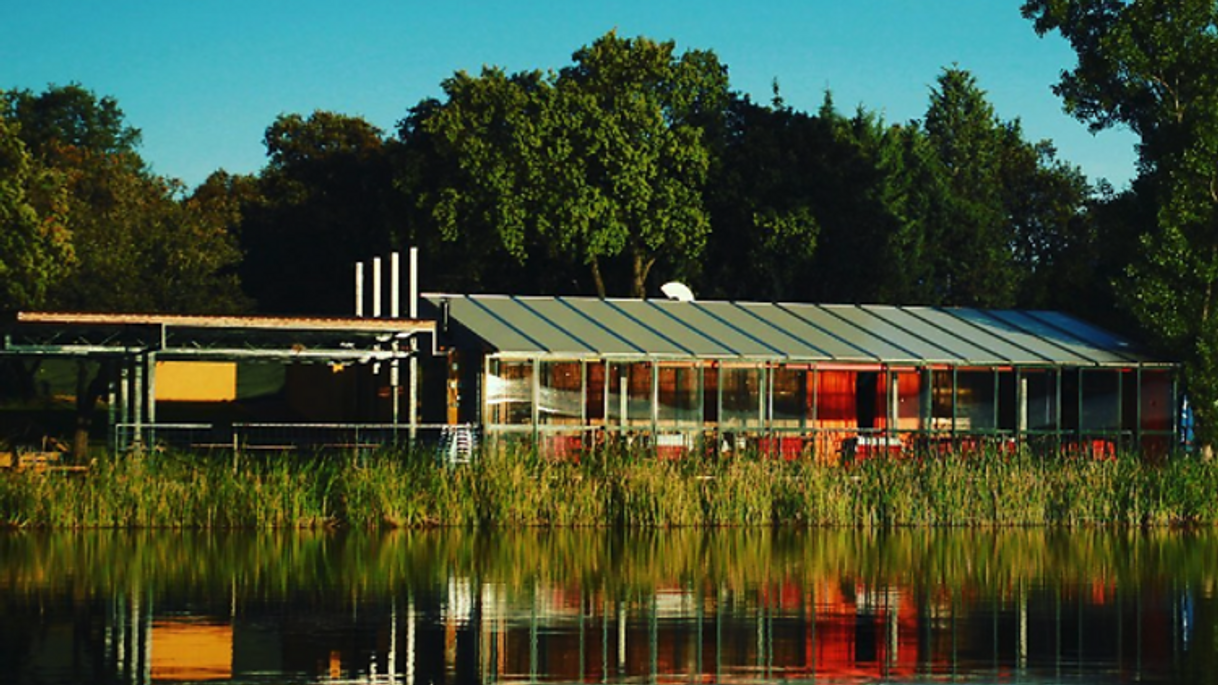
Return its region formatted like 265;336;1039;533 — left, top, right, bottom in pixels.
0;294;1178;460
425;295;1177;460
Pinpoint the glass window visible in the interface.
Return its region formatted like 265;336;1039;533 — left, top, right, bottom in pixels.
586;362;606;425
1081;370;1120;431
703;365;719;424
657;364;700;426
607;362;652;427
931;370;953;431
1021;370;1058;432
1140;370;1172;432
955;370;996;431
721;366;762;429
486;359;532;425
892;370;922;431
772;366;806;427
538;361;582;425
816;370;858;425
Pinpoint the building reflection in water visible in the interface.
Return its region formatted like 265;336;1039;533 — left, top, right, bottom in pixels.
0;529;1211;684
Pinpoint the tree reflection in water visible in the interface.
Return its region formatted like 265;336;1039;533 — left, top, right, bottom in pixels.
0;528;1213;684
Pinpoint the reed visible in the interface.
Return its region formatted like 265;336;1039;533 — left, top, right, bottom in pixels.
2;444;1217;528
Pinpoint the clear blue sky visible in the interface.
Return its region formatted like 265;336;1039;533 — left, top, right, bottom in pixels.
4;1;1138;190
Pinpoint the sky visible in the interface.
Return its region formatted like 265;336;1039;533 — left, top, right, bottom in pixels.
4;1;1139;191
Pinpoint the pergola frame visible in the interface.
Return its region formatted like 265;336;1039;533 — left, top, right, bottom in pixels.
1;312;435;452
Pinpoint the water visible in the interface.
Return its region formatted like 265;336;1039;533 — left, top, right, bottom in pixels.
1;528;1214;684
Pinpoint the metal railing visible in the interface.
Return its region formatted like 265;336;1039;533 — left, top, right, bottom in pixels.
113;422;479;463
113;421;1175;464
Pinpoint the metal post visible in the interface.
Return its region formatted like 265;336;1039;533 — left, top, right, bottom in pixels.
1135;366;1143;454
409;248;418;442
951;367;958;446
1117;369;1125;452
146;352;157;449
132;356;144;450
118;361;130;452
992;368;999;441
355;261;364;317
889;367;899;443
1017;369;1028;440
106;361;117;450
390;252;401;436
373;257;382;318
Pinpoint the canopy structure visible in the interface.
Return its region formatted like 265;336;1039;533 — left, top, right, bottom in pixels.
2;311;433;362
425;294;1178;460
1;312;435;453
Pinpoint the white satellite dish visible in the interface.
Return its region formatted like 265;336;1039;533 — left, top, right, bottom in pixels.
661;281;695;302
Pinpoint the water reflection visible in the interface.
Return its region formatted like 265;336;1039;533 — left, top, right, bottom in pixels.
1;529;1214;684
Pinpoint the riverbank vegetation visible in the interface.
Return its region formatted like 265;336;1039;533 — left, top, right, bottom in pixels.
2;446;1216;529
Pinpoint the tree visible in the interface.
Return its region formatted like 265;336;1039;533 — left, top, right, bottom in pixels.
240;111;400;314
0;116;73;310
699;95;822;301
4;84;248;457
1023;0;1218;446
417;31;729;297
2;83;141;160
921;68;1026;307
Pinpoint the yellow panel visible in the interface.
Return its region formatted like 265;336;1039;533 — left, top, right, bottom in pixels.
151;621;233;681
156;361;237;402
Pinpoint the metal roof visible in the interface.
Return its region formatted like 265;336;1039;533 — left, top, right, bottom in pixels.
425;294;1166;368
2;311;434;362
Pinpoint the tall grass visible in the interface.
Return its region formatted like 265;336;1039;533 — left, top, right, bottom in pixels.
1;444;1217;528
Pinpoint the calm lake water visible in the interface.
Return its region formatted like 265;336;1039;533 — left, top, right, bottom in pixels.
1;528;1215;684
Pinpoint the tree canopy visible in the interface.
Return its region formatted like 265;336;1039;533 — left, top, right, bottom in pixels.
412;31;729;297
1024;0;1218;446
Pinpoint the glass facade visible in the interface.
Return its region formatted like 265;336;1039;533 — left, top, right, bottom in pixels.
656;364;700;427
720;366;763;429
538;361;582;425
480;355;1174;455
486;359;533;425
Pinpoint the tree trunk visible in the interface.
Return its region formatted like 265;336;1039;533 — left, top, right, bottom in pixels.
630;250;656;299
72;361;108;461
590;258;607;299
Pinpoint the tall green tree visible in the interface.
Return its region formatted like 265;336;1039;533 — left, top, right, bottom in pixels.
4;84;248;456
1024;0;1218;445
0;116;73;310
2;83;141;160
240;110;400;314
922;68;1025;307
700;95;822;301
417;31;729;297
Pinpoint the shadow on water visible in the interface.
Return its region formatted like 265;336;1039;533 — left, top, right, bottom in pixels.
1;528;1215;684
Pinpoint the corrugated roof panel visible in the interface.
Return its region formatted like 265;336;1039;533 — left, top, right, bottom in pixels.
871;306;1008;365
945;309;1096;365
1023;311;1150;363
782;304;921;362
826;305;960;363
737;302;876;361
607;300;737;357
566;299;692;356
647;300;785;358
697;302;835;360
900;307;1053;365
984;310;1128;365
473;296;594;355
428;293;1165;367
435;296;541;354
513;297;641;356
